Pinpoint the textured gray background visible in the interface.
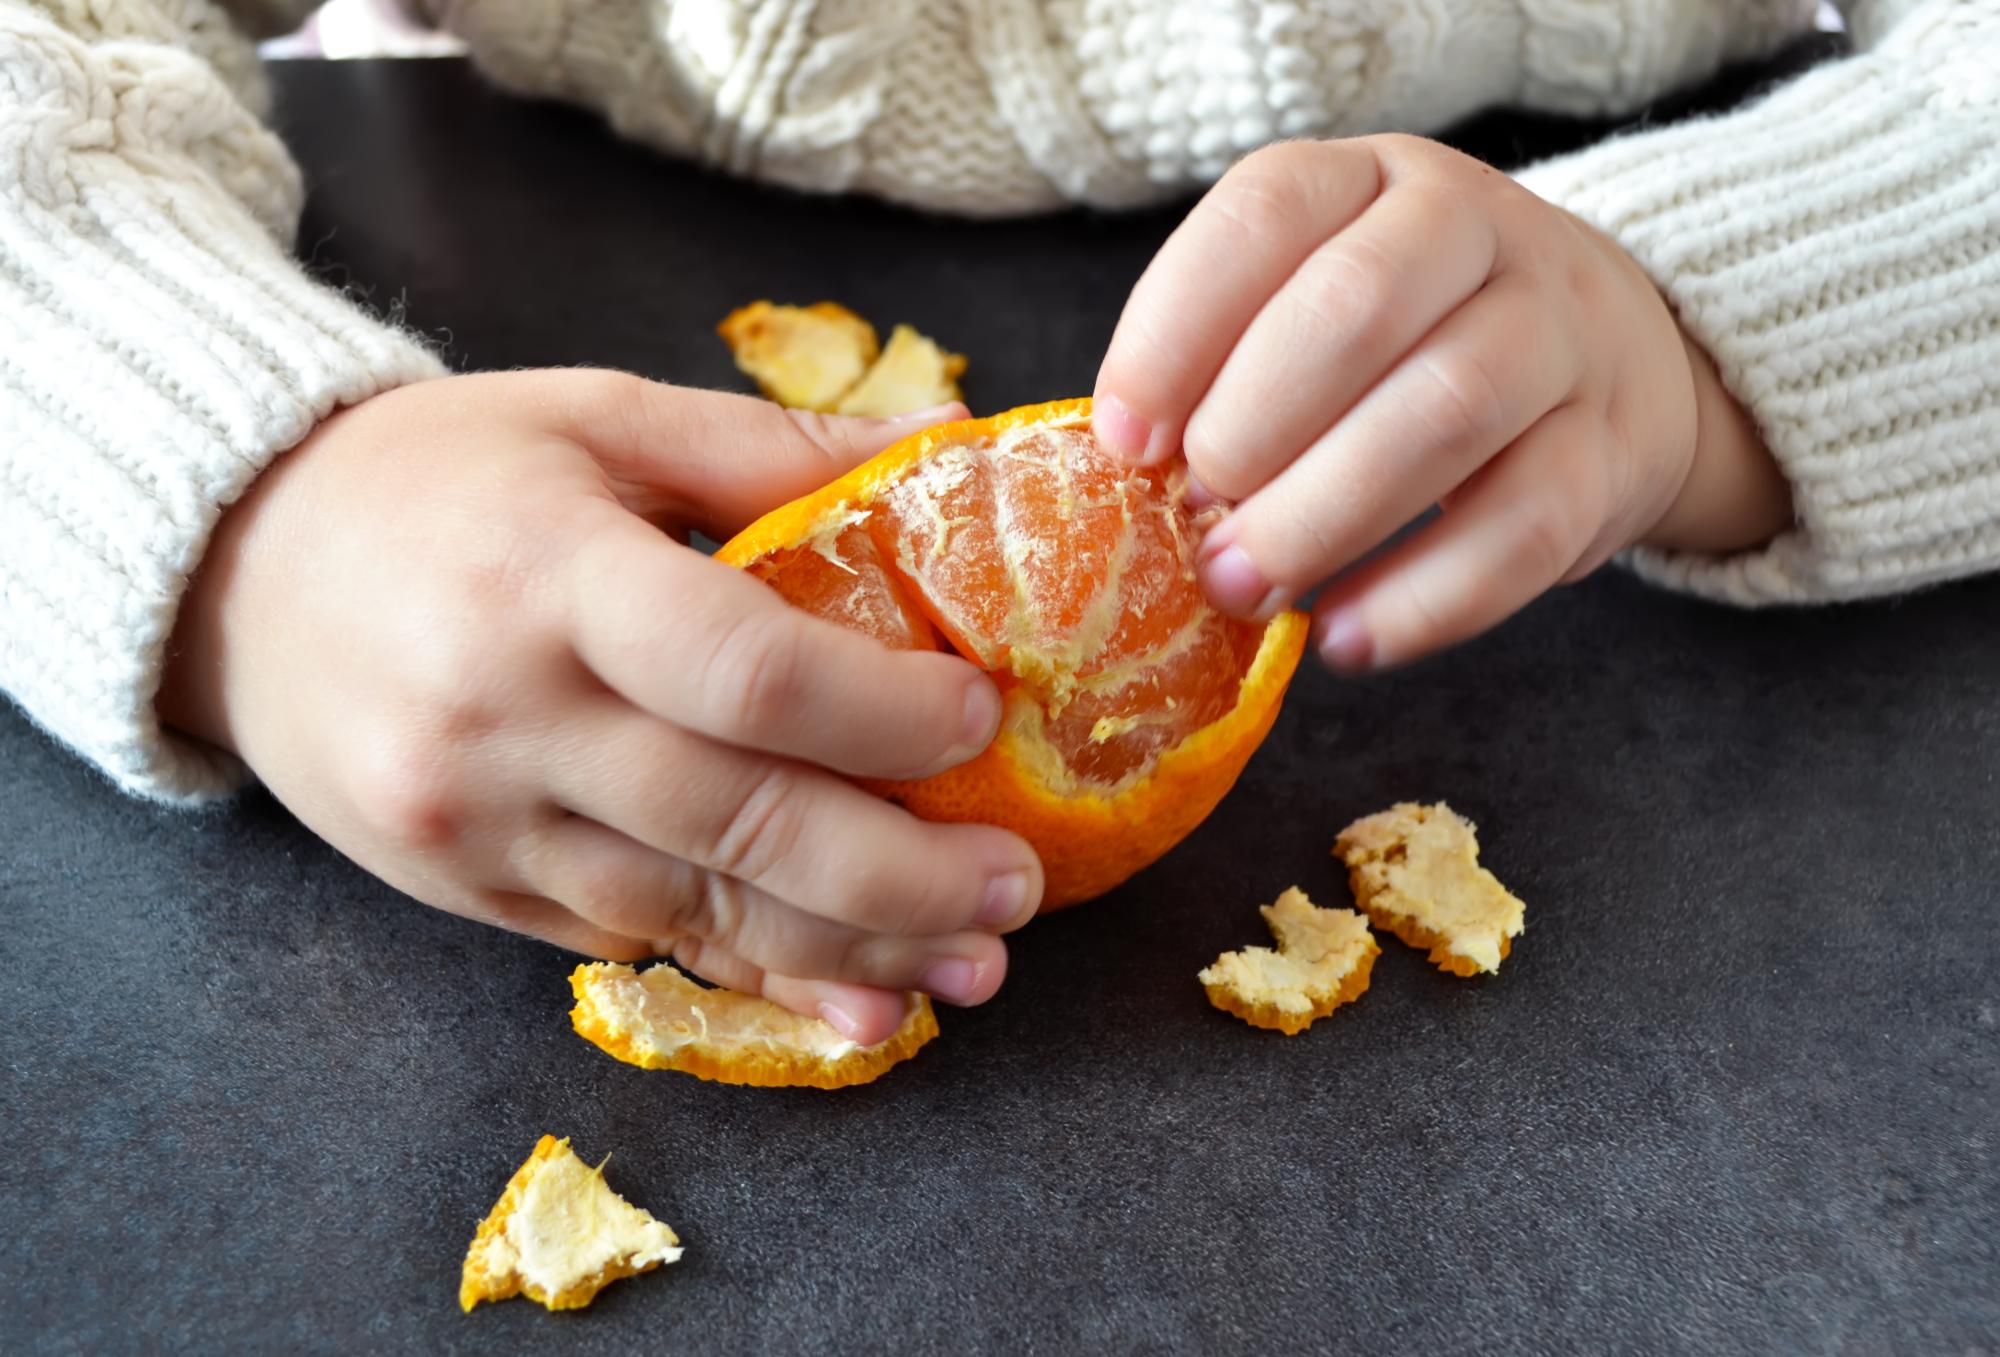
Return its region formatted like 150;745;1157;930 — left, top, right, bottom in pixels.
5;48;1996;1356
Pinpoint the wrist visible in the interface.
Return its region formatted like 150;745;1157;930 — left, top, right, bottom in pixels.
1644;325;1793;555
156;412;333;757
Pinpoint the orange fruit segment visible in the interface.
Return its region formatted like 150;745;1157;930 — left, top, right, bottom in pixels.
718;301;880;411
719;398;1309;908
834;323;967;417
569;962;939;1088
1199;887;1379;1034
460;1135;682;1313
1335;802;1526;976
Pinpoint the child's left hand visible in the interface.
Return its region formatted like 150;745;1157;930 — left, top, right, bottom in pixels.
1093;135;1790;671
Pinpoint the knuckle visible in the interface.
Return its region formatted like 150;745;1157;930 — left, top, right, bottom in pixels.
1293;243;1399;351
1409;346;1511;455
710;612;805;747
1393;573;1460;654
1260;496;1347;590
1208;151;1317;243
1519;475;1595;584
709;764;807;884
685;872;747;948
350;732;464;853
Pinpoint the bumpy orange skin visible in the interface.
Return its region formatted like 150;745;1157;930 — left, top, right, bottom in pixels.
1201;937;1379;1036
717;398;1310;911
459;1135;676;1313
568;964;940;1089
1343;901;1515;978
865;612;1306;907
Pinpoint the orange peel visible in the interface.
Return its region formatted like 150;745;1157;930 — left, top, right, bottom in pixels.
718;398;1309;908
718;300;879;411
1200;887;1379;1034
1335;802;1526;977
569;961;938;1088
835;323;967;417
460;1135;681;1313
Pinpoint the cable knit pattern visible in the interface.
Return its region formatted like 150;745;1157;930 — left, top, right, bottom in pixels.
1;4;443;801
1519;0;2000;603
2;0;1996;804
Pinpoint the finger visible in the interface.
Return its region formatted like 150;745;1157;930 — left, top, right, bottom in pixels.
665;936;915;1047
542;707;1043;938
511;813;1012;1005
1196;274;1581;618
565;508;1003;780
461;887;657;961
532;370;967;533
1180;182;1498;502
1093;140;1385;465
1310;403;1607;671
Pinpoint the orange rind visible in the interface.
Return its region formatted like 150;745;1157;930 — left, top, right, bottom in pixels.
460;1135;682;1313
834;323;967;417
569;962;938;1088
1199;887;1379;1034
718;300;880;411
719;398;1309;908
1335;802;1526;976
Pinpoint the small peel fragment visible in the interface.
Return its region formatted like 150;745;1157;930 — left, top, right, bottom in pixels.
718;301;880;411
835;323;968;417
570;961;939;1088
1199;887;1378;1035
460;1135;681;1313
1335;801;1525;977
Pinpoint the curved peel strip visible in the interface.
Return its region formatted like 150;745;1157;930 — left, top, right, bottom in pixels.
719;398;1309;908
570;962;938;1088
1335;802;1526;977
1200;887;1378;1034
460;1135;682;1313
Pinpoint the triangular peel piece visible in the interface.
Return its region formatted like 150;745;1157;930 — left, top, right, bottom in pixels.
570;962;939;1088
835;323;968;417
460;1135;682;1313
1199;887;1378;1034
718;301;880;411
1335;801;1526;976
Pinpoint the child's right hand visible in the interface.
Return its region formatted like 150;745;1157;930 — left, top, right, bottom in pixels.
157;372;1043;1045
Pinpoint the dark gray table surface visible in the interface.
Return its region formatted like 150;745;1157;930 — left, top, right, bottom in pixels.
6;49;1996;1357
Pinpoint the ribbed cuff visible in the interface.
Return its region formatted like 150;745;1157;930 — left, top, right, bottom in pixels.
1515;4;2000;605
2;146;444;803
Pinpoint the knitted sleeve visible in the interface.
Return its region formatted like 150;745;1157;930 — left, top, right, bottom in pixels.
436;0;1817;216
1;2;445;803
1515;0;2000;604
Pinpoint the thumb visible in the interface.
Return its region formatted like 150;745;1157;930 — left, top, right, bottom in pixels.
553;372;967;535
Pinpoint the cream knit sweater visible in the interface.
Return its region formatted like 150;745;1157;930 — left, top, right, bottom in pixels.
3;0;1997;804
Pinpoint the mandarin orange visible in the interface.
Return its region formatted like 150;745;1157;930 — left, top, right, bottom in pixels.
717;398;1308;908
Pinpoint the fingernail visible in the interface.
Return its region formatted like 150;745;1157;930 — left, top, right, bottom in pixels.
1182;467;1224;511
1198;544;1287;620
918;958;983;1006
884;402;965;427
1093;395;1153;463
1318;607;1374;672
817;1002;863;1040
960;680;1002;753
977;870;1032;928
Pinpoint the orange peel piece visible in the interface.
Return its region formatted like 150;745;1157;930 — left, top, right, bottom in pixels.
460;1135;682;1313
1335;801;1526;976
569;961;939;1088
1199;887;1378;1034
717;300;880;411
834;323;968;417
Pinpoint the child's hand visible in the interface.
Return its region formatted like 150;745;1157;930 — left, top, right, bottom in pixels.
158;373;1042;1044
1093;136;1790;670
